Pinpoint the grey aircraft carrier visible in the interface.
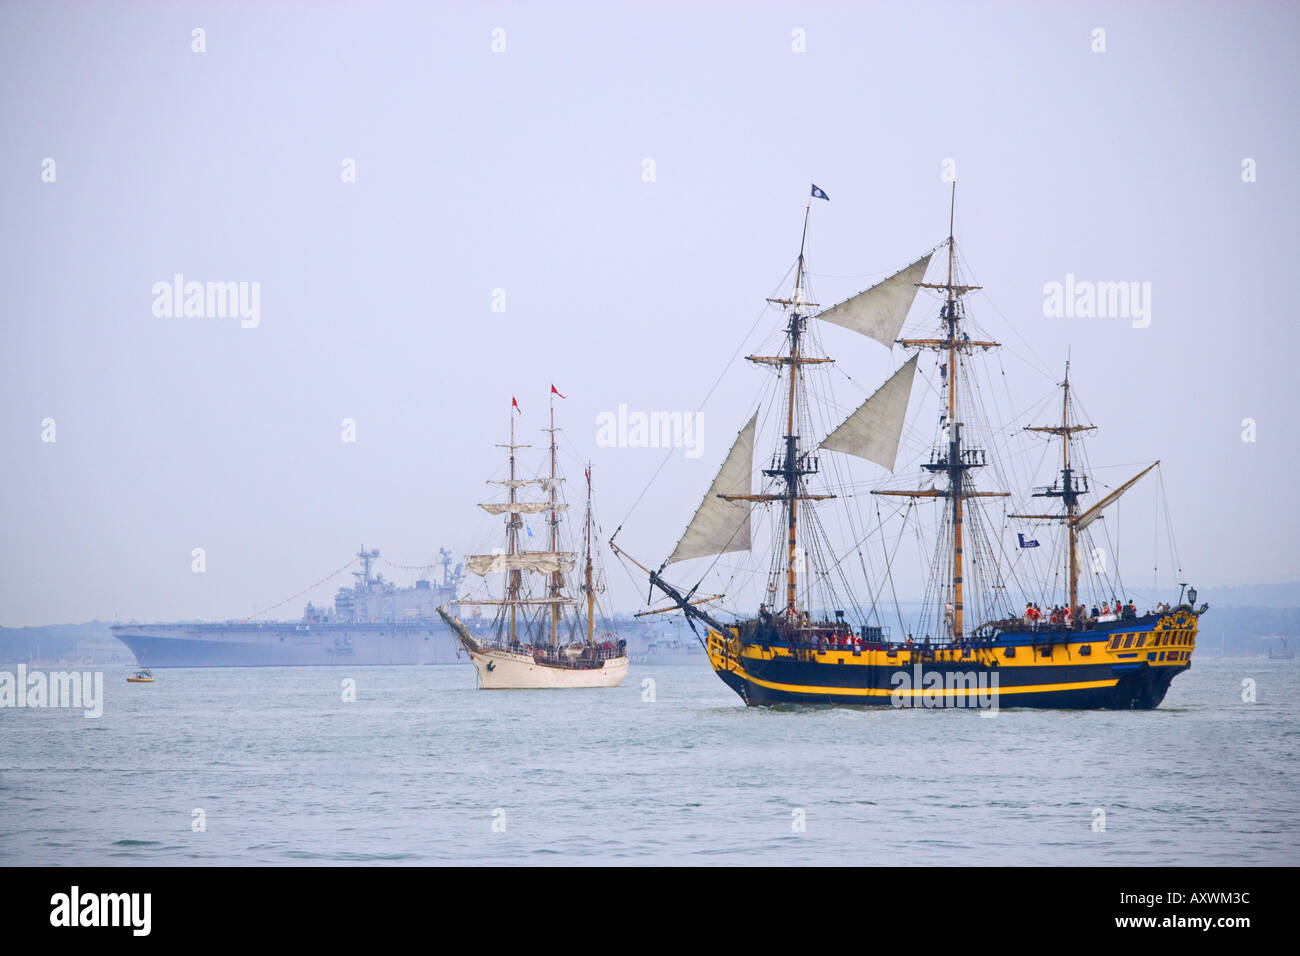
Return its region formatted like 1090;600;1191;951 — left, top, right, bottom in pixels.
110;548;465;667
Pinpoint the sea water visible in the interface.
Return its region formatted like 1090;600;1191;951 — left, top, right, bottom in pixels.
1;658;1296;865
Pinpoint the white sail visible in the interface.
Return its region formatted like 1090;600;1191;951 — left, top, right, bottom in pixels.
465;551;577;576
817;355;919;471
478;501;567;515
666;412;757;566
815;253;933;346
1074;462;1159;532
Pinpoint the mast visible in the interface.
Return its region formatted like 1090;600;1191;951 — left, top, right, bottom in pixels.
927;186;972;639
354;546;379;587
507;411;520;641
762;202;822;619
1014;362;1096;626
547;397;560;645
729;202;827;620
785;205;809;617
585;464;595;644
885;184;1006;640
1064;365;1078;616
944;187;963;639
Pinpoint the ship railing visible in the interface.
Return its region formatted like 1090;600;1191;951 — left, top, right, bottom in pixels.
511;643;627;668
995;610;1158;636
772;636;994;663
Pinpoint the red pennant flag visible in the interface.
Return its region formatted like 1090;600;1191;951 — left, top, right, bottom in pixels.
511;397;521;414
551;385;566;399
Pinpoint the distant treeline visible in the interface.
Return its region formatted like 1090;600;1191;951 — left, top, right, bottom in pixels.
1195;605;1300;654
0;621;132;666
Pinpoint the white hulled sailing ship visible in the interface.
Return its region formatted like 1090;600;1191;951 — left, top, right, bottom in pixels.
613;185;1206;709
438;395;629;689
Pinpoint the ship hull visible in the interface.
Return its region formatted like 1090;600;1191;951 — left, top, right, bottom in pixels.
438;608;627;689
706;609;1199;710
110;621;461;667
467;647;629;689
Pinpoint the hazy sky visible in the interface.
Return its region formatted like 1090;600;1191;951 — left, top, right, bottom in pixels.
3;1;1297;626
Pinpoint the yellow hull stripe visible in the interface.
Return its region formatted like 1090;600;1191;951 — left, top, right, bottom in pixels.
710;660;1120;698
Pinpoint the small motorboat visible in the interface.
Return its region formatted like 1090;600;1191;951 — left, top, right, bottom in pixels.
126;669;155;683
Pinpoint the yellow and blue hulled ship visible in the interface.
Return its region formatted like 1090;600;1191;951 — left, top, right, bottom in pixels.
695;604;1201;709
612;184;1206;710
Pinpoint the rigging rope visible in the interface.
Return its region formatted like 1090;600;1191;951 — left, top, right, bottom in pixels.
241;558;359;621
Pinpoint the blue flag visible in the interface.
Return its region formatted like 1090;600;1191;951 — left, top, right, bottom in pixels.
811;183;830;201
1018;533;1039;549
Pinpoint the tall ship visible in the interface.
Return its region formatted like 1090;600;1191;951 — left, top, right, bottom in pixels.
613;185;1207;709
439;394;629;689
111;547;464;667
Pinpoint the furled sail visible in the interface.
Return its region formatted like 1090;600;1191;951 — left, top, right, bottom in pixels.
478;501;567;515
815;253;933;346
456;596;578;606
465;551;576;576
817;355;919;471
485;478;562;490
666;412;757;566
1074;461;1159;531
